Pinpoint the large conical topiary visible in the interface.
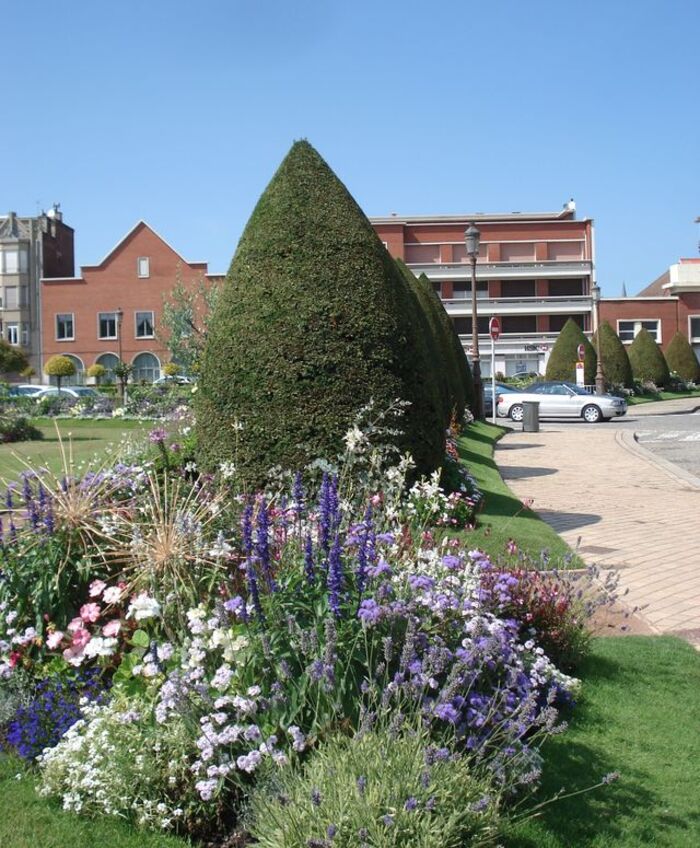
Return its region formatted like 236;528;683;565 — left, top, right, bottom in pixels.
394;259;451;428
419;273;474;415
545;319;597;385
195;141;445;485
592;321;633;388
664;331;700;382
627;327;670;387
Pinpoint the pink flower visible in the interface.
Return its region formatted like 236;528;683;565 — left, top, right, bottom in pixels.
102;619;121;637
67;617;84;632
46;631;64;650
71;627;92;649
89;579;107;598
62;645;85;667
102;586;123;605
80;603;101;623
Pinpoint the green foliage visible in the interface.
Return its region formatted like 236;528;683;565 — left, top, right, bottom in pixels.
664;331;700;382
163;362;179;377
44;355;76;379
247;728;501;848
419;273;474;414
0;341;28;376
545;319;597;385
0;409;43;443
87;363;107;384
196;140;445;485
627;327;670;387
592;321;633;388
159;268;221;376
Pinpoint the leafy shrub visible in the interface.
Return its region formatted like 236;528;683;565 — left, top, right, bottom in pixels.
0;340;28;376
545;319;596;385
592;321;633;388
627;328;670;387
247;727;501;848
44;355;76;391
664;332;700;383
0;408;42;443
124;384;192;418
196;140;444;486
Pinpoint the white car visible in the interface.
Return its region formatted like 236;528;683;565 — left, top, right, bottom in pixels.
34;386;100;400
497;381;627;424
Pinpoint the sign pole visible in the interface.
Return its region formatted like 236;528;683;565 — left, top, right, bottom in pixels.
488;317;501;425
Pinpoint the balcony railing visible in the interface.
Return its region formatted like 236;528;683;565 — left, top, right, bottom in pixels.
443;295;592;315
408;260;592;281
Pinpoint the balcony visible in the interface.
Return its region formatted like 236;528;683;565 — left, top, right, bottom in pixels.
407;260;592;281
443;295;592;316
456;331;590;354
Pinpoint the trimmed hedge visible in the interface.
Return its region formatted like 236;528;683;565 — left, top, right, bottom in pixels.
545;319;597;385
592;320;634;388
664;331;700;383
418;273;474;417
628;327;670;387
195;140;445;485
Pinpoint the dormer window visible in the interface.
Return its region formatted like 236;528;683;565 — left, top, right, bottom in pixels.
137;257;150;278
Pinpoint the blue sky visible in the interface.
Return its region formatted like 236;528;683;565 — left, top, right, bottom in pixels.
3;0;698;294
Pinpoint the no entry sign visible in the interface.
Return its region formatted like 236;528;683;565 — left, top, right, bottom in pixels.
489;317;501;341
577;343;585;361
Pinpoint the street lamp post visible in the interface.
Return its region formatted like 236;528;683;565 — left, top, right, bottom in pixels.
591;284;605;395
465;224;484;419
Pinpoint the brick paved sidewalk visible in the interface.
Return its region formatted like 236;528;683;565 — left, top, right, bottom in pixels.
495;425;700;645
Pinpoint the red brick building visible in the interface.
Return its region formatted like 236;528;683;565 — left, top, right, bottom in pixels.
600;258;700;364
41;221;221;384
370;202;596;376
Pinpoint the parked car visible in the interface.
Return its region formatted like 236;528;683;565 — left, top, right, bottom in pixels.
34;386;100;400
6;384;45;397
482;382;519;417
496;381;627;423
153;375;193;385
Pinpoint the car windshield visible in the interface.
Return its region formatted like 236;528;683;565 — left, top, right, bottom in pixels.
566;384;594;395
72;388;94;396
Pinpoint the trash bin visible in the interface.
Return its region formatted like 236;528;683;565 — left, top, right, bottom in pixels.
522;401;540;432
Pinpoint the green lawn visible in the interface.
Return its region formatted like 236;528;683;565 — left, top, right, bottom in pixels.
627;388;700;406
504;636;700;847
457;421;582;567
0;418;150;483
0;754;189;848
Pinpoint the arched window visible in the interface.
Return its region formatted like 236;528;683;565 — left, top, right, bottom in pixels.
49;354;84;386
132;352;161;384
95;353;119;384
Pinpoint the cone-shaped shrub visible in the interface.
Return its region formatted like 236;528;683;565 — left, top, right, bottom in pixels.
592;321;633;388
664;331;700;382
394;259;450;428
419;273;474;414
195;141;445;485
628;327;670;387
545;319;597;385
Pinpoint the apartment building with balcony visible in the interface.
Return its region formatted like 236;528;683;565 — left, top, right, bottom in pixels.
600;258;700;363
41;221;222;384
371;201;595;376
0;206;74;374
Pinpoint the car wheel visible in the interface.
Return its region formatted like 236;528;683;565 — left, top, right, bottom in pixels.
582;404;602;424
509;404;524;422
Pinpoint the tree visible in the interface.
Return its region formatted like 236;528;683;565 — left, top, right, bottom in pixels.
627;327;670;387
0;341;28;376
196;140;445;485
159;267;221;376
87;363;107;386
163;362;179;377
664;331;700;383
592;321;633;388
545;319;597;385
44;355;75;391
113;361;133;405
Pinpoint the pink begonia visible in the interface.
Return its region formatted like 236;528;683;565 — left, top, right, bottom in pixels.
67;617;84;632
62;645;85;666
103;586;123;605
102;619;121;637
46;631;64;650
89;579;107;598
80;603;101;623
71;627;92;649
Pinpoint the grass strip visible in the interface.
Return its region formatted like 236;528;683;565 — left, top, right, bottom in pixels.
503;636;700;847
457;421;582;567
627;389;700;406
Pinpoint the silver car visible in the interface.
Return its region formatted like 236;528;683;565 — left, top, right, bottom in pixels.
497;381;627;424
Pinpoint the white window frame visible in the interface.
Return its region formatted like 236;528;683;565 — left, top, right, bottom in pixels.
688;315;700;343
135;310;155;339
137;257;150;278
55;312;75;341
21;324;28;346
617;318;661;345
0;249;19;274
6;323;19;346
98;311;118;340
